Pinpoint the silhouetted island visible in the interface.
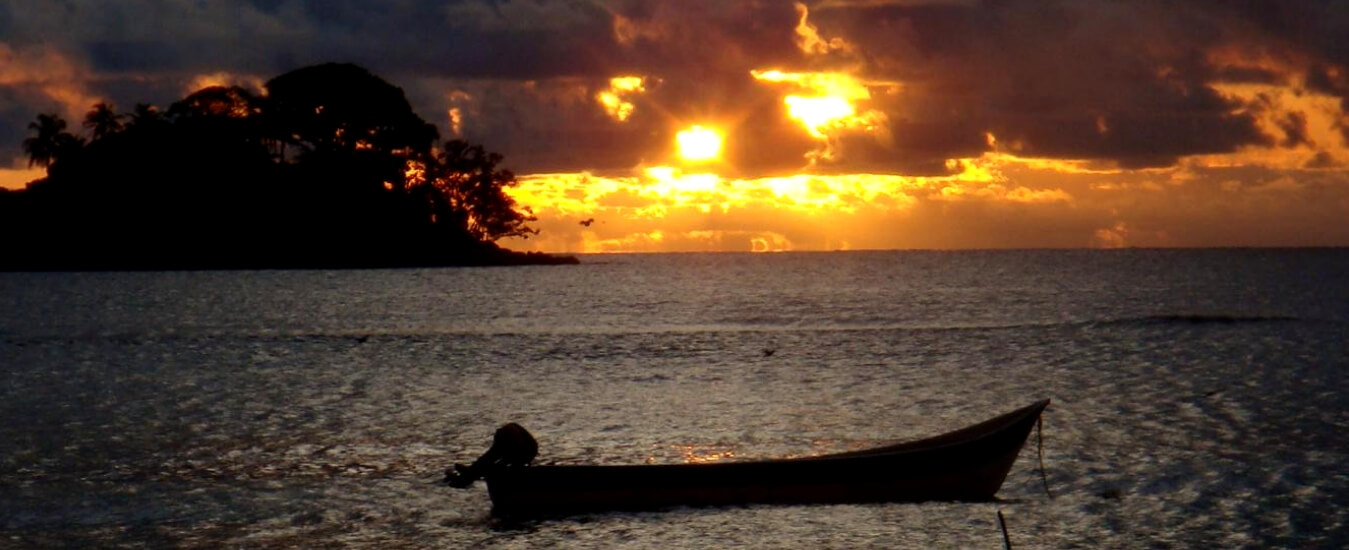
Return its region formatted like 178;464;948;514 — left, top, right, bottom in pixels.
1;63;577;271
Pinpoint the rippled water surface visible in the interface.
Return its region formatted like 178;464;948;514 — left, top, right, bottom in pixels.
2;249;1348;548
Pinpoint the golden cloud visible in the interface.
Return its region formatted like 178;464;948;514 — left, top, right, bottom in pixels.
0;161;44;190
1201;82;1349;170
184;72;265;95
0;44;102;121
596;76;646;122
793;1;854;56
750;69;894;162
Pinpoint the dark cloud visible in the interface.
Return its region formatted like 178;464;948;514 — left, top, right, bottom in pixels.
2;0;1348;177
87;40;190;72
803;0;1322;170
0;90;32;159
1203;0;1349;68
68;1;620;79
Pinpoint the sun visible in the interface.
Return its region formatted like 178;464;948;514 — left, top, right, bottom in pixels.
676;125;723;163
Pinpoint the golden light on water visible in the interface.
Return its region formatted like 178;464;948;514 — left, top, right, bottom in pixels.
671;444;738;464
675;125;723;162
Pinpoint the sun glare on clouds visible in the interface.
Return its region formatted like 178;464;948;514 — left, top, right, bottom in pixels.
484;1;1349;252
596;76;645;122
500;148;1092;253
783;95;855;138
750;69;892;162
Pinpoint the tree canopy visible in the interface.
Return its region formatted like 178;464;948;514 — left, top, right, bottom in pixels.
1;63;567;270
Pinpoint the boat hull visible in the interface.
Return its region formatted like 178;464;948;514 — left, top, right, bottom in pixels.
485;399;1050;517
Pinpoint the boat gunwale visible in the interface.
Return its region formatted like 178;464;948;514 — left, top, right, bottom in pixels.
480;399;1051;516
497;399;1051;475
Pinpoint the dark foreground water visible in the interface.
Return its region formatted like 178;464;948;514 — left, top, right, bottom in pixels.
2;249;1347;548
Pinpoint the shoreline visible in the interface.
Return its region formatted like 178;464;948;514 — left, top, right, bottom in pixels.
0;250;579;272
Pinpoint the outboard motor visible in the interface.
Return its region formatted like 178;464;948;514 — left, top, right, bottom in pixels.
445;423;538;488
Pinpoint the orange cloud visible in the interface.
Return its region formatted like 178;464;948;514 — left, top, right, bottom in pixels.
501;139;1349;253
502;151;1090;252
1200;82;1349;170
750;69;893;162
0;161;44;190
596;76;646;122
446;90;472;137
0;44;101;120
184;72;264;95
1093;222;1131;249
793;1;853;56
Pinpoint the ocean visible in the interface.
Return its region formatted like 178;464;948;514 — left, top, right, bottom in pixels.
2;249;1347;548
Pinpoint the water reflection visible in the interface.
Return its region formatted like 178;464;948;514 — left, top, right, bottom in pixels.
2;250;1347;547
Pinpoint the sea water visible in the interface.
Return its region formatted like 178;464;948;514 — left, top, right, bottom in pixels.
1;249;1347;548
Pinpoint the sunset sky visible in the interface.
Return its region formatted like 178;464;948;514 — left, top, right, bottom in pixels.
2;0;1348;252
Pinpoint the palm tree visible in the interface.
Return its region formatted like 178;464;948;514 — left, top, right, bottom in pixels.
22;113;79;168
84;102;125;140
127;103;163;128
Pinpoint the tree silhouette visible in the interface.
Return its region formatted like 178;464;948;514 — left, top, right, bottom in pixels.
22;113;84;168
168;86;262;119
126;103;164;130
1;63;568;270
84;103;125;140
265;63;438;163
429;140;539;242
167;86;273;160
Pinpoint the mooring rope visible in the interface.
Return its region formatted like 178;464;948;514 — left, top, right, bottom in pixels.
997;509;1013;550
998;408;1051;550
1037;414;1052;499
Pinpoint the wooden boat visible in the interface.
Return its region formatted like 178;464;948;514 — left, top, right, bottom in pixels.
481;399;1050;517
